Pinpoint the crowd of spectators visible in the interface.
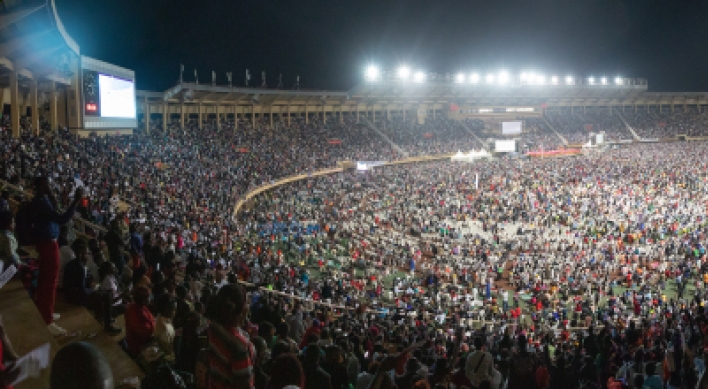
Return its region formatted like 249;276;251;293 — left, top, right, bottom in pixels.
4;113;708;389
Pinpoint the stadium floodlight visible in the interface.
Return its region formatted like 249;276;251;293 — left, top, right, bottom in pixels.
498;71;510;84
551;76;559;85
455;73;466;83
469;73;480;84
588;77;595;85
536;75;546;85
486;74;495;84
614;77;623;85
601;77;608;85
413;71;426;83
397;66;411;80
565;76;574;85
365;65;379;81
520;72;528;81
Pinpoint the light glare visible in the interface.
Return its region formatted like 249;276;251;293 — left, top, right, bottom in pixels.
456;73;465;83
486;74;495;84
498;71;509;84
469;73;480;84
397;66;411;80
365;65;379;81
601;77;608;85
413;71;426;83
565;76;574;85
614;77;623;85
551;76;559;85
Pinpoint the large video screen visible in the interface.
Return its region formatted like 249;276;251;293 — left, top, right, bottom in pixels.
495;139;516;152
99;74;136;118
501;121;522;135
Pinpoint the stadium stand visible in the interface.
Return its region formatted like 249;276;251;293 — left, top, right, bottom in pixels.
6;2;708;389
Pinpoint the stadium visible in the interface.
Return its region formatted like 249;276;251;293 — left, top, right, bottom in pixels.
1;0;708;388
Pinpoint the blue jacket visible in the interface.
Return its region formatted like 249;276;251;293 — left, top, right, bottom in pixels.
31;195;78;242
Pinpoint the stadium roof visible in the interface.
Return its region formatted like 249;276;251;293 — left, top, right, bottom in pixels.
0;0;78;87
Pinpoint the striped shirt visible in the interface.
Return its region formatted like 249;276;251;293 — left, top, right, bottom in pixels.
208;322;256;389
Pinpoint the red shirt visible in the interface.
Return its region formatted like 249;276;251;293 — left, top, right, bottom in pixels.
125;303;155;356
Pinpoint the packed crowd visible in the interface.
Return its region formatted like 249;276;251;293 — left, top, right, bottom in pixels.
623;109;708;139
545;108;634;144
3;113;708;389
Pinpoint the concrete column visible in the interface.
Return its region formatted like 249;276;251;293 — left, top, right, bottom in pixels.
162;103;167;132
216;105;221;130
269;105;274;128
49;81;58;131
198;104;203;128
371;106;375;123
322;104;326;124
251;105;255;126
10;71;19;138
339;105;343;124
305;104;309;125
180;104;185;128
143;96;149;131
356;105;359;123
29;79;39;134
287;105;291;126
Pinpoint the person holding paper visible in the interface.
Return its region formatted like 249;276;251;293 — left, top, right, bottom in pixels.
31;176;83;336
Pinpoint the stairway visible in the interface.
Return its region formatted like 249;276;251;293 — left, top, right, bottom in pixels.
361;117;409;158
457;120;489;150
615;111;641;140
542;117;569;145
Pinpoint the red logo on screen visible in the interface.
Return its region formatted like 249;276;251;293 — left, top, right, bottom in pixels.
86;103;97;112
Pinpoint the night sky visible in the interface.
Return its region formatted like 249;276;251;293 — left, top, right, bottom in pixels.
55;0;708;93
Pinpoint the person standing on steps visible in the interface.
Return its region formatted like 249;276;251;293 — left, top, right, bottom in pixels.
32;176;83;336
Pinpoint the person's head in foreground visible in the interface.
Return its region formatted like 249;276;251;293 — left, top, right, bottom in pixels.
50;342;113;389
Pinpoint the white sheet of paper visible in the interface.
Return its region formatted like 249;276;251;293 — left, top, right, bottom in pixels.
11;343;50;386
0;265;17;289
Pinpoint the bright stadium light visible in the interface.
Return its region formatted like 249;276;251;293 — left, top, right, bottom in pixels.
397;66;411;80
520;72;528;81
456;73;466;83
566;76;574;85
601;77;608;85
614;77;623;85
365;65;379;81
536;75;546;85
588;77;596;85
551;76;559;85
413;71;426;83
498;71;510;84
469;73;480;84
486;74;495;84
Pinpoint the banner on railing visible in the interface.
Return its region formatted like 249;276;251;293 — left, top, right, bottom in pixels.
640;138;659;142
423;133;433;138
328;139;342;145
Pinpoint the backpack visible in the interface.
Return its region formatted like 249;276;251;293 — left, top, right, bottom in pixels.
14;200;36;246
